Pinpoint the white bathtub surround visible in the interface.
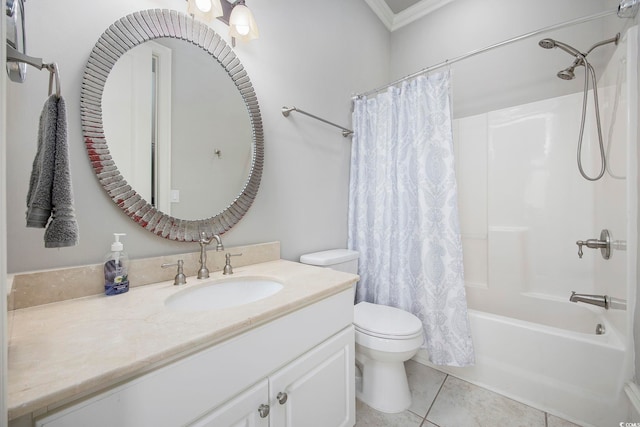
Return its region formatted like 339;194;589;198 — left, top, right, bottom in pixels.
447;25;638;427
349;71;474;367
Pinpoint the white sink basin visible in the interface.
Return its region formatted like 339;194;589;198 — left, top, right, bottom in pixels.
165;277;284;311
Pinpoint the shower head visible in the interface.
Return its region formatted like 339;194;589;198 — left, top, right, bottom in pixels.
538;38;556;49
557;67;575;80
541;34;619;82
538;38;583;58
556;58;582;80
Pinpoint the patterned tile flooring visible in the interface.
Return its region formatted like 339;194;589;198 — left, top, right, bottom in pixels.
354;361;582;427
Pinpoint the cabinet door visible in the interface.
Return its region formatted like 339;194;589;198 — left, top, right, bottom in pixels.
189;379;270;427
269;327;354;427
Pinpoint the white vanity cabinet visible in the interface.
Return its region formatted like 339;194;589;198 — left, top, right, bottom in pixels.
34;290;355;427
268;327;353;427
192;327;353;427
190;380;270;427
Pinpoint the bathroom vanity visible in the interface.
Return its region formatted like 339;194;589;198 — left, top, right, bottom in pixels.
8;258;357;427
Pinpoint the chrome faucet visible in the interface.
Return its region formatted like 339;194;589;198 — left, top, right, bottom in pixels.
198;232;224;279
569;291;610;309
576;229;611;259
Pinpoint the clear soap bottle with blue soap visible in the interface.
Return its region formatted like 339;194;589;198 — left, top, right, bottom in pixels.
104;233;130;296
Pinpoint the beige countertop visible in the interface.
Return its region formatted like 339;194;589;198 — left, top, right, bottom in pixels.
7;259;357;421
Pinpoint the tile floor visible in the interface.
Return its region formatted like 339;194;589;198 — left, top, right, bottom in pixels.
354;360;582;427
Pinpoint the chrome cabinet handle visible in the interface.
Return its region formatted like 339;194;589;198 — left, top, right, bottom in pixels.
277;392;288;405
258;404;270;418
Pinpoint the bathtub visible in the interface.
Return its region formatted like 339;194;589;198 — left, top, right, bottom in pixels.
414;297;629;427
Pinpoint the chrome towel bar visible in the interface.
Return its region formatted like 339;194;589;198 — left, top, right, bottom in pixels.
282;106;353;137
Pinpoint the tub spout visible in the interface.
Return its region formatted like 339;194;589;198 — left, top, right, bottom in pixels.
569;291;610;309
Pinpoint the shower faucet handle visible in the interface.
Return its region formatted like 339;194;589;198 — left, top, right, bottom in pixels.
576;241;584;258
576;229;611;260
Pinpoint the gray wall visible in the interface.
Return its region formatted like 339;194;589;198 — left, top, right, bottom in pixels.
5;0;390;273
389;0;625;118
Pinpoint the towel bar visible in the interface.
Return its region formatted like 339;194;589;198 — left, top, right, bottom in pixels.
282;106;353;137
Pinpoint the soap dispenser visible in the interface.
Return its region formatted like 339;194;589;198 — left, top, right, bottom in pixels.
104;233;130;296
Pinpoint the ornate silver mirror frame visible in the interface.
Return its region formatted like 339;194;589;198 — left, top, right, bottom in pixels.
80;9;263;242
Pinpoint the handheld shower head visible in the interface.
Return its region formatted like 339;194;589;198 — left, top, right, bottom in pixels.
539;33;619;181
537;38;583;57
539;39;556;49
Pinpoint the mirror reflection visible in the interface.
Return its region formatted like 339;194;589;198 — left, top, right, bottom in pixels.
102;37;253;220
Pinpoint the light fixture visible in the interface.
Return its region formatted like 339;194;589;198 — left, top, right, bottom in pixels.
228;2;259;42
186;0;223;22
219;0;259;45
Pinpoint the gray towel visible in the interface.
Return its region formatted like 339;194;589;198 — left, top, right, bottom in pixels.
26;95;79;247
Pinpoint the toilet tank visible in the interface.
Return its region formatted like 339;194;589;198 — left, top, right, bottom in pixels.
299;249;359;274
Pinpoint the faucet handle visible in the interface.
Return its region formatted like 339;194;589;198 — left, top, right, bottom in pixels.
575;229;611;260
162;259;187;285
223;253;243;275
576;241;585;258
199;231;210;245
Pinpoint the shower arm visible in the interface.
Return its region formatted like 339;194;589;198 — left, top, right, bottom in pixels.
585;34;620;55
562;34;621;72
548;33;620;69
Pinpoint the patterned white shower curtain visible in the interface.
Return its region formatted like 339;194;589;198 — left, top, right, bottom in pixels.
348;71;474;367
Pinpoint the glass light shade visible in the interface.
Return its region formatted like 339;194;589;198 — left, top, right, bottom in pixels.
187;0;223;21
229;4;259;42
195;0;212;12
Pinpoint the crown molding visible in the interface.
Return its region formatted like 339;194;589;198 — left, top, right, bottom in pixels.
365;0;456;32
392;0;456;31
364;0;395;31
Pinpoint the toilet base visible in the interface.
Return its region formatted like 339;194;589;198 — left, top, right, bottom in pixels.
355;354;412;413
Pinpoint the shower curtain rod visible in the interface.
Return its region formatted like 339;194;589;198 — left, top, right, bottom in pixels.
353;9;617;99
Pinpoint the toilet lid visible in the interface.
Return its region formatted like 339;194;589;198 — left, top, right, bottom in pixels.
354;302;423;339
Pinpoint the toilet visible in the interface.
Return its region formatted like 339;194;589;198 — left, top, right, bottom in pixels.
300;249;424;413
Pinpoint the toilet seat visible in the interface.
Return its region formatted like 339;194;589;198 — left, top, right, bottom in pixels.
355;328;424;354
354;302;423;339
354;325;423;340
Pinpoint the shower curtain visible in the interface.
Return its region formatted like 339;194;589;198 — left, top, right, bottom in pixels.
348;72;474;367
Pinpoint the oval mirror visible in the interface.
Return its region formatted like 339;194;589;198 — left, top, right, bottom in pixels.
81;9;263;242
